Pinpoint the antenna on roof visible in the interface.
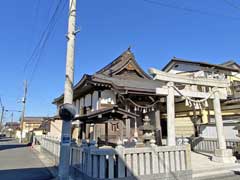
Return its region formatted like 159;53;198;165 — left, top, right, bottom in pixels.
127;46;131;51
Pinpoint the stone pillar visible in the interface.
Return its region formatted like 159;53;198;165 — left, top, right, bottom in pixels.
125;118;131;138
155;104;162;146
213;90;226;150
212;88;236;163
167;82;176;146
133;118;138;138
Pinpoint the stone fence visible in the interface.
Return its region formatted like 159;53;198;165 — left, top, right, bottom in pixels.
70;141;192;180
36;136;192;180
191;137;240;154
36;135;61;165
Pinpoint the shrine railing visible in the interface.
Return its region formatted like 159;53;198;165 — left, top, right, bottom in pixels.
191;137;240;154
70;141;192;180
36;136;192;179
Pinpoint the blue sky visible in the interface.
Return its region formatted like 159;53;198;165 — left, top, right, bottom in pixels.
0;0;240;122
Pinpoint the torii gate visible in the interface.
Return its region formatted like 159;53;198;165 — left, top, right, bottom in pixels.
149;68;236;163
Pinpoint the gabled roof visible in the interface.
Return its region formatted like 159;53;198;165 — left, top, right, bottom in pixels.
53;48;155;104
162;57;240;72
221;60;240;70
96;48;151;79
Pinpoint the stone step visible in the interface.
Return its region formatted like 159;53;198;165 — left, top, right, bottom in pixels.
193;164;240;179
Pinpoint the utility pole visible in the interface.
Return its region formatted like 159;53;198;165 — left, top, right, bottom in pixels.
0;106;4;132
10;112;13;138
0;97;4;132
20;80;27;143
58;0;77;179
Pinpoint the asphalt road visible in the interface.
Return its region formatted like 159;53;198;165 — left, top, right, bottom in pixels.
0;137;53;180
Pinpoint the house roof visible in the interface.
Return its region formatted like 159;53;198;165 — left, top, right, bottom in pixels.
5;122;20;126
221;60;240;70
162;58;240;72
22;117;45;123
53;49;160;104
223;97;240;105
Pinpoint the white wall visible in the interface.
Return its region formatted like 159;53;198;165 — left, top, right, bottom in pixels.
15;130;26;139
71;90;116;114
85;94;92;107
101;90;116;105
200;125;239;140
75;99;80;114
48;120;63;137
92;91;99;111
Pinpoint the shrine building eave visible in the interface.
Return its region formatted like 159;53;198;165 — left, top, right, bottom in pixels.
53;73;166;104
91;74;165;95
74;105;139;123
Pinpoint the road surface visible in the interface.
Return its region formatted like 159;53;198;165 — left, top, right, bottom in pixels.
0;137;53;180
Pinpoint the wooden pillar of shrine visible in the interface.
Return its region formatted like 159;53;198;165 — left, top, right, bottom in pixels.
105;122;108;145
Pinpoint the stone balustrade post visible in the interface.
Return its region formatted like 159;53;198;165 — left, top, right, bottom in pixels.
115;140;125;178
87;140;96;177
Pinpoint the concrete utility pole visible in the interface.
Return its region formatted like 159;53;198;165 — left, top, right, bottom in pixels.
0;97;4;131
0;106;4;131
58;0;77;179
10;112;13;138
20;80;27;143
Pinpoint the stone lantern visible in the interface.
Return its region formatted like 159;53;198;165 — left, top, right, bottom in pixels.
139;115;155;146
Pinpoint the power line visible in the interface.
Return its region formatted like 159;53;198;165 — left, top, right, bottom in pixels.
0;97;3;108
24;0;68;87
23;0;64;72
143;0;240;21
223;0;240;10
